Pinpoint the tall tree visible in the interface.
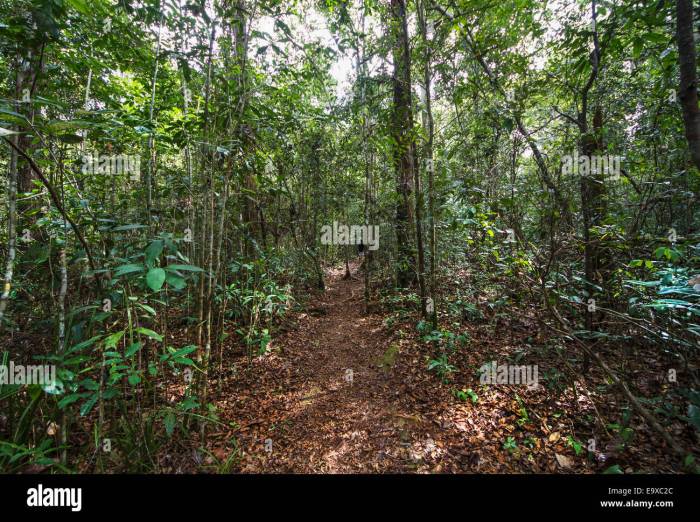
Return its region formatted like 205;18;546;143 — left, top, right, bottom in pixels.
389;0;418;290
418;0;437;327
676;0;700;170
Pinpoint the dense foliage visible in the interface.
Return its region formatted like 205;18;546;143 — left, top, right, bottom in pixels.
0;0;698;473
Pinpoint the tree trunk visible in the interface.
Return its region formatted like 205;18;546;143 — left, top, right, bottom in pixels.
419;0;437;327
579;0;606;371
145;13;164;225
676;0;700;170
0;133;18;330
390;0;416;288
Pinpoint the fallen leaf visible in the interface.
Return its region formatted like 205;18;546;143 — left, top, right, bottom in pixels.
47;422;58;436
555;453;573;469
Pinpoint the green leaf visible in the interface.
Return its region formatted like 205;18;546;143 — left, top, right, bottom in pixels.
111;224;147;232
135;327;163;342
179;396;199;411
602;464;624;474
45;119;93;132
104;331;125;349
57;133;84;144
145;240;164;265
172;345;197;358
68;335;102;352
135;303;157;316
79;393;99;416
0;107;28;125
166;264;204;272
146;268;166;291
79;378;99;391
644;32;667;45
684;454;695;468
161;345;197;364
166;272;186;290
66;0;91;15
163;411;176;437
58;393;87;409
125;342;142;358
114;263;144;277
0;385;21;401
567;435;583;456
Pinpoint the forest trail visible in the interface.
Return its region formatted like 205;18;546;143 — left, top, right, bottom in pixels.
208;260;541;474
202;261;674;475
216;261;427;473
206;262;562;474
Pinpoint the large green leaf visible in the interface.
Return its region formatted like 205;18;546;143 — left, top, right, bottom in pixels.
145;240;164;265
135;327;163;342
114;263;145;277
166;272;186;290
146;268;166;291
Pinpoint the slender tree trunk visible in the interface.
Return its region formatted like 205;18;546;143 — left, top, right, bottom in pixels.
0;54;29;328
16;43;43;195
350;11;373;312
146;12;165;225
0;134;18;330
201;164;216;438
58;224;68;464
676;0;700;170
196;20;217;412
413;154;427;316
419;0;437;327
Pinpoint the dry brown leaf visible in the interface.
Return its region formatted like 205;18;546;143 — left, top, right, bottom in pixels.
46;421;58;436
555;453;573;468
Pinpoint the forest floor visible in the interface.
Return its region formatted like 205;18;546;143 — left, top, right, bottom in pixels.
158;261;689;474
209;261;420;472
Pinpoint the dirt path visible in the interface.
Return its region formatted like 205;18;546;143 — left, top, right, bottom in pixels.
209;261;541;474
202;262;686;474
211;262;459;472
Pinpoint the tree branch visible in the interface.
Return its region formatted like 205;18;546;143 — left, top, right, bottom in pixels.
3;136;98;273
